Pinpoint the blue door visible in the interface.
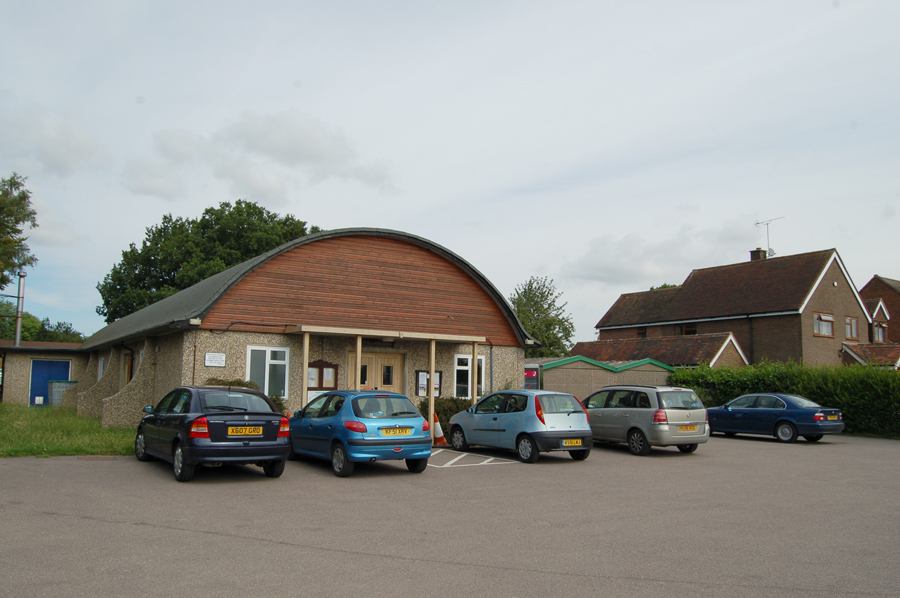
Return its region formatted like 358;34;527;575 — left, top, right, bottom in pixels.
30;360;71;406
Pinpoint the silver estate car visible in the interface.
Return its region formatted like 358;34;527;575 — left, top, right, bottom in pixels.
448;390;592;462
582;385;709;455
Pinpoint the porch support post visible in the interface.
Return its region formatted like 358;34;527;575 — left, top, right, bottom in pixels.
428;339;436;443
301;332;310;407
355;335;363;391
471;340;479;405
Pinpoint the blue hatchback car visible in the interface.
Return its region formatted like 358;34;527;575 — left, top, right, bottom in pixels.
288;391;432;477
708;393;844;442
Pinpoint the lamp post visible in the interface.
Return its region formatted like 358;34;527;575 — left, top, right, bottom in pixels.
14;272;26;347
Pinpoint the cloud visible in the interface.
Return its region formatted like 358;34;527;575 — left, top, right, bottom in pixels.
559;217;759;289
0;105;102;176
122;109;392;202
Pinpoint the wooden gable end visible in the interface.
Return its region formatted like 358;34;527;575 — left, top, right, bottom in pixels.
200;236;522;346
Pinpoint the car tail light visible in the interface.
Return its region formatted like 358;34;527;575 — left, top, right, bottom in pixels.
189;417;209;438
814;412;826;421
652;410;668;425
839;413;843;421
535;398;545;425
705;411;709;422
577;400;589;419
422;419;430;432
278;417;290;437
344;421;367;433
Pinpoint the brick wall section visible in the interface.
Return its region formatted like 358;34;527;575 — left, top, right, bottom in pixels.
63;353;99;408
76;349;120;419
859;277;899;343
801;261;869;365
713;342;746;368
102;339;155;428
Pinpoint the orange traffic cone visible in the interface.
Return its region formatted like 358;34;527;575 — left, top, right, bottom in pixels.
432;412;448;447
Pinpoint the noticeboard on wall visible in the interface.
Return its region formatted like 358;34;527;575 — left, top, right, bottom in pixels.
415;370;442;398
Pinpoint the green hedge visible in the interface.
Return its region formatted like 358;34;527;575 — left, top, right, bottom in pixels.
668;362;900;438
416;397;473;426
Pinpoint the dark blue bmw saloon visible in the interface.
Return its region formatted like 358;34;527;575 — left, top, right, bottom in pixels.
708;393;844;443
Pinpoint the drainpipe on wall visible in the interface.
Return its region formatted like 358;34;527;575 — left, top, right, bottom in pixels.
14;272;26;347
489;343;493;392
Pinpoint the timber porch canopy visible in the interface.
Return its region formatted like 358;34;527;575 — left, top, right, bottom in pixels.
80;228;538;439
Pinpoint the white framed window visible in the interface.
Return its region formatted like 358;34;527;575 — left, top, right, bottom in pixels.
814;313;834;337
246;346;290;398
454;355;485;398
97;355;106;381
874;324;886;343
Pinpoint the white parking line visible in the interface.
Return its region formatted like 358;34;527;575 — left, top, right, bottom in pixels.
428;448;518;468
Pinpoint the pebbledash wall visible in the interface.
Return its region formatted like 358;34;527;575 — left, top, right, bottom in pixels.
69;330;523;428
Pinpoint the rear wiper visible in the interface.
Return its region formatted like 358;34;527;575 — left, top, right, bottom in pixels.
206;406;248;411
390;411;417;416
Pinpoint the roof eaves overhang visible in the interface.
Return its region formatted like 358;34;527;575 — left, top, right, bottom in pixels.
799;251;873;324
596;311;801;331
710;333;749;366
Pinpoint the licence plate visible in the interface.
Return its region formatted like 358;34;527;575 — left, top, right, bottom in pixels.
382;428;411;436
562;439;582;447
228;426;262;436
828;415;838;420
679;425;698;432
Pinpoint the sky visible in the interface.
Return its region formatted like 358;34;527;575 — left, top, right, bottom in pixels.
0;0;897;342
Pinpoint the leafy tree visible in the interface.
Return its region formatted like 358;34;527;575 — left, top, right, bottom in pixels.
650;283;678;290
0;300;85;342
0;173;39;289
508;276;575;358
96;200;321;322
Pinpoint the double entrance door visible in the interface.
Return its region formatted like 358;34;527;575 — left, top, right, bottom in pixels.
347;352;403;393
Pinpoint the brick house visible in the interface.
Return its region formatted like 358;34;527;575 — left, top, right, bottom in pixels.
859;276;898;343
594;248;871;366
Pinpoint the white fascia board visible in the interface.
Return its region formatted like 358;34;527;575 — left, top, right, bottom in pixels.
799;251;873;325
709;333;749;367
596;311;800;331
872;299;890;320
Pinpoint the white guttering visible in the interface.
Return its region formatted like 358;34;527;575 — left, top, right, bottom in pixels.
596;311;801;331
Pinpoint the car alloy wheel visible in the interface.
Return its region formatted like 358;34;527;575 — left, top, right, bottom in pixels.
516;435;539;463
134;430;152;462
628;429;651;456
450;427;468;451
173;444;195;482
776;422;798;443
331;443;354;477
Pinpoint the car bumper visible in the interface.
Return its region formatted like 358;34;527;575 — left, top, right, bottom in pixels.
182;440;291;465
645;424;710;446
531;431;593;452
345;438;433;462
795;422;845;435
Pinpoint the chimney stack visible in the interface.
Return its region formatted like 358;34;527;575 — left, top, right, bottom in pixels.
750;248;767;261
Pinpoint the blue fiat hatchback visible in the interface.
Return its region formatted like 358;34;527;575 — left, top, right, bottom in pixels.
288;391;432;477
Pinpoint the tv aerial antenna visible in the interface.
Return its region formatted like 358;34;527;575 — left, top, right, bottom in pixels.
754;217;784;257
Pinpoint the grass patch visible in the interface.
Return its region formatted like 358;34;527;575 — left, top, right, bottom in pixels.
0;404;136;457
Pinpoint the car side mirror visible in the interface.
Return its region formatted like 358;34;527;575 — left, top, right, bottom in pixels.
466;407;474;413
142;405;153;414
294;410;302;418
726;407;732;411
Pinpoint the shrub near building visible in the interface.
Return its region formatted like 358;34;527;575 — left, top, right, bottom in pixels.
669;362;900;438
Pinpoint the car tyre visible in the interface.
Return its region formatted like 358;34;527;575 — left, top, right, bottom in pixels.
173;444;195;482
569;449;590;461
406;458;428;473
450;426;469;451
516;434;540;463
677;444;698;454
134;429;153;462
804;434;824;442
263;459;286;478
331;443;354;477
628;429;651;456
775;422;798;443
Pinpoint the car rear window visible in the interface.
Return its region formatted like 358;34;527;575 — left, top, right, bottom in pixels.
538;394;582;414
199;391;275;413
352;396;422;419
784;395;821;408
658;391;704;410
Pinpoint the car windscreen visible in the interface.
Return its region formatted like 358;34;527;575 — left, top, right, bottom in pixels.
658;391;704;410
538;394;582;414
352;396;422;419
199;391;275;413
784;395;821;408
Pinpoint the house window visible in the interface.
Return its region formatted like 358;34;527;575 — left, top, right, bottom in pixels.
247;346;289;398
874;324;886;343
845;317;858;340
455;355;485;398
637;327;646;339
675;324;697;336
813;313;834;337
97;356;106;381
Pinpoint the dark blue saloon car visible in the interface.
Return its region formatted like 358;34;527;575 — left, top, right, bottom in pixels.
708;393;844;443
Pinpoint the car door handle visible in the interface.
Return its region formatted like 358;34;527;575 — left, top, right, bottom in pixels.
492;417;498;421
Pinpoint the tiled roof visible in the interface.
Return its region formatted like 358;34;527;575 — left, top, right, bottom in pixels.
596;249;836;328
843;343;900;369
874;276;900;294
571;333;739;367
0;340;83;351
